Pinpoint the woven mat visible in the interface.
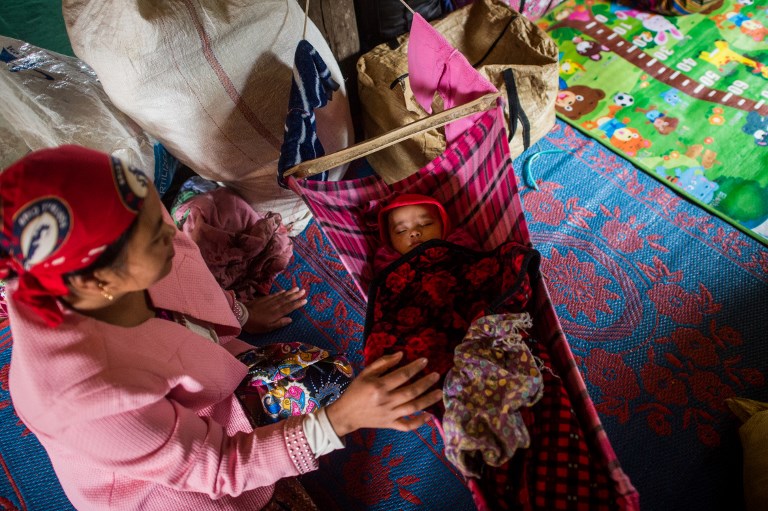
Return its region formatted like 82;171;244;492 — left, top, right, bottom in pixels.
518;120;768;511
2;118;767;510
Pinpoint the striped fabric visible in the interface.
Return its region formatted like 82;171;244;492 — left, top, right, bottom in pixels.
287;105;527;297
277;40;339;186
287;105;639;509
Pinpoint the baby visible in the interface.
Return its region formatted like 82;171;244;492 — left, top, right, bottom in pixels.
374;194;479;271
370;194;544;484
380;194;450;254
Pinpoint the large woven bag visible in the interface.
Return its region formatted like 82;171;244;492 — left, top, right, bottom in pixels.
63;0;353;233
356;0;559;182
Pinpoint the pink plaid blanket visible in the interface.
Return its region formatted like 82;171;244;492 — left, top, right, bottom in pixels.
287;108;638;509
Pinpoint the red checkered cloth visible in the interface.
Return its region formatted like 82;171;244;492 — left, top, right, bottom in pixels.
287;109;528;297
478;327;620;511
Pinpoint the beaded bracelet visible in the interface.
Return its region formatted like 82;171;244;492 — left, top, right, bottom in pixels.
232;299;250;327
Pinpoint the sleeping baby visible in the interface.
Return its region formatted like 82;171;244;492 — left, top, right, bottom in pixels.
365;192;544;479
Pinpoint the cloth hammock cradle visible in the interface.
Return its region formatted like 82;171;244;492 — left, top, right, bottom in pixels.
283;13;639;511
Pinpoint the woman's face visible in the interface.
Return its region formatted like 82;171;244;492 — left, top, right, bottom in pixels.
388;204;443;255
102;187;176;292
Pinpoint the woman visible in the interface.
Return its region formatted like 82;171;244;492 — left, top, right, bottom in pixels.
0;145;442;510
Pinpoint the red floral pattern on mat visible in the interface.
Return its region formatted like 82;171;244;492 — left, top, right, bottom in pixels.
581;311;767;448
521;127;768;457
524;182;566;226
587;349;641;424
599;204;667;253
647;282;721;325
341;430;423;507
343;451;396;506
543;247;619;323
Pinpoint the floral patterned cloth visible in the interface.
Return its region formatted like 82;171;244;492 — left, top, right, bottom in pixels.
364;238;541;405
476;330;621;511
442;313;543;478
236;343;354;426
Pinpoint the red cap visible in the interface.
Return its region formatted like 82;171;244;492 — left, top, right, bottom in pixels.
378;193;451;244
0;145;148;326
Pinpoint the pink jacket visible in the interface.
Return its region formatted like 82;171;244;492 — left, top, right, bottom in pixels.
7;229;318;510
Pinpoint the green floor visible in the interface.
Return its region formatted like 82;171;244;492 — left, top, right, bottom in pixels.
0;1;73;56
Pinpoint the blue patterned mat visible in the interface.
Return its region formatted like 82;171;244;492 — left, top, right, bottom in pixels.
518;122;768;511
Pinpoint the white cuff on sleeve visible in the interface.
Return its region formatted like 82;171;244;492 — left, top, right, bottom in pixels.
302;408;346;458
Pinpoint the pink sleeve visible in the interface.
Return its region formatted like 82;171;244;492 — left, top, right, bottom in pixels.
222;288;237;310
58;398;318;498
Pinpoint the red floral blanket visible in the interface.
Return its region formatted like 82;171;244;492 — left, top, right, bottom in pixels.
363;239;540;393
363;239;623;510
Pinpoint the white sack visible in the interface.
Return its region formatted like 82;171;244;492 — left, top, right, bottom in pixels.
63;0;353;232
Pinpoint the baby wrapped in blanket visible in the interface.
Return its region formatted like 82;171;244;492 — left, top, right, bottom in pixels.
366;193;544;477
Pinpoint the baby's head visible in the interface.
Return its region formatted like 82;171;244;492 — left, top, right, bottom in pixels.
378;194;450;255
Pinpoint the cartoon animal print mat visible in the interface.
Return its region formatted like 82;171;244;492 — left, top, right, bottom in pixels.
538;0;768;245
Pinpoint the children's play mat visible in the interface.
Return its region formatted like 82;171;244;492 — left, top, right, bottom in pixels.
538;0;768;244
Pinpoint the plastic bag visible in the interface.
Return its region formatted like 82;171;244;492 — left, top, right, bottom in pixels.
0;36;155;172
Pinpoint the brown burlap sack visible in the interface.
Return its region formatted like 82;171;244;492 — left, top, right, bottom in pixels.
356;0;559;183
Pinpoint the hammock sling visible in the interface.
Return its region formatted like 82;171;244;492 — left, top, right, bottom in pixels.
282;13;640;511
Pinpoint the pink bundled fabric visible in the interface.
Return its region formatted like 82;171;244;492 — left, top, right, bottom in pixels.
407;14;498;145
173;187;293;301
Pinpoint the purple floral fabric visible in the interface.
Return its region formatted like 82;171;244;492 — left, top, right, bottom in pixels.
442;313;543;477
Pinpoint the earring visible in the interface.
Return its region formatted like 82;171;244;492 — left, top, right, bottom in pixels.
97;281;114;301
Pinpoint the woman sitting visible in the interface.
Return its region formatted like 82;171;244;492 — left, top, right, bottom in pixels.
0;145;442;510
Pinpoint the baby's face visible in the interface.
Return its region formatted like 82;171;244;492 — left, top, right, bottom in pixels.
388;204;443;255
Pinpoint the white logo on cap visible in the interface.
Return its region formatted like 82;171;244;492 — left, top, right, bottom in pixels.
14;198;71;270
123;162;149;200
111;156;149;212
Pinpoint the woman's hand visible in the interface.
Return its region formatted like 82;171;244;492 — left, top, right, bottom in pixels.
242;287;307;333
324;352;443;437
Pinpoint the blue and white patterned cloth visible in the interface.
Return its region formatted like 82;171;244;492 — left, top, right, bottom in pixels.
277;40;339;187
